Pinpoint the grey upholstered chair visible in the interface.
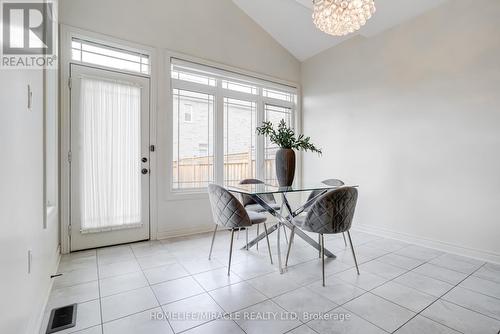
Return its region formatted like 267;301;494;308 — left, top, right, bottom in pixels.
305;179;348;249
207;184;273;275
306;179;345;204
239;178;283;249
286;187;359;286
239;178;281;212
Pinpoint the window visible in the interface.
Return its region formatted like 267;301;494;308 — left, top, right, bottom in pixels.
171;59;297;192
198;143;208;156
183;104;193;122
263;88;295;103
171;69;216;86
222;80;258;95
224;98;256;187
71;38;150;74
172;89;214;189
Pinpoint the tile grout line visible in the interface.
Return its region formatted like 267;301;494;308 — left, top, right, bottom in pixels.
303;242;434;333
348;245;487;332
453;283;500;302
301;238;454;333
90;235;413;333
175;240;251;334
131;240;267;333
389;262;489;334
244;235;413;333
172;228;352;333
119;238;462;333
131;244;177;334
58;233;497;334
95;249;104;333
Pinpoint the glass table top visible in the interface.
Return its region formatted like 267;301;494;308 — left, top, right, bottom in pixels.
225;183;357;195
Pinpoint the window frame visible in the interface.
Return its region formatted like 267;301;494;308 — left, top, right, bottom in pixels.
168;57;300;194
71;37;151;75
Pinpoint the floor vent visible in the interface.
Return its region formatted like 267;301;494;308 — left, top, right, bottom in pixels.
46;304;77;333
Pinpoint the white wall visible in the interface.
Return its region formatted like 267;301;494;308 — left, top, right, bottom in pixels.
0;70;60;332
59;0;300;240
59;0;299;83
301;0;500;262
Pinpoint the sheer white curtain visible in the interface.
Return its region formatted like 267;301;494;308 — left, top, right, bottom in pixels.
79;77;142;232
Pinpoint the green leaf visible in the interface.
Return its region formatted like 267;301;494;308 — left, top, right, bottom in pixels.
255;119;322;155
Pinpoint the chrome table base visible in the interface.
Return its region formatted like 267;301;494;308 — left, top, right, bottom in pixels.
240;191;336;273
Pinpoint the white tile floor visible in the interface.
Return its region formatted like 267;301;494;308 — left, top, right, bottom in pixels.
41;229;500;334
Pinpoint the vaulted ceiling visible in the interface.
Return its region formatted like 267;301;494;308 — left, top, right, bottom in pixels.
232;0;448;61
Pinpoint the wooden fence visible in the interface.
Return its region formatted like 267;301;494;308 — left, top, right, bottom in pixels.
173;151;278;188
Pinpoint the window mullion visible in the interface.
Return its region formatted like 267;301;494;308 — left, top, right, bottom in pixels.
214;80;225;185
256;87;265;182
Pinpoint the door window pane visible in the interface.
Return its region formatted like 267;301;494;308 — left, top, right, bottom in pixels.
71;38;150;74
172;89;214;189
80;78;142;231
223;98;256;187
264;104;292;186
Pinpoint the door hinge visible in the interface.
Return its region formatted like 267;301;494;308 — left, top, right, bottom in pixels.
68;77;72;90
150;145;155;152
68;151;72;163
68;224;72;236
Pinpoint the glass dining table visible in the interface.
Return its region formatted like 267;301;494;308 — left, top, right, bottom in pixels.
226;183;356;273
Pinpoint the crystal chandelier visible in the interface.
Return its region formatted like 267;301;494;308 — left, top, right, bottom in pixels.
312;0;376;36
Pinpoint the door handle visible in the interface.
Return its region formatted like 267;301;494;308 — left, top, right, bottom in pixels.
141;157;148;163
141;168;149;175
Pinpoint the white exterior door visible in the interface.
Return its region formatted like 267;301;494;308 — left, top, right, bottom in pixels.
70;64;150;251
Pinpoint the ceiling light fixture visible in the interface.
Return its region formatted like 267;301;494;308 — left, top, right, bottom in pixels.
312;0;376;36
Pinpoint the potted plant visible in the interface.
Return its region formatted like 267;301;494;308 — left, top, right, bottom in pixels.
256;119;322;186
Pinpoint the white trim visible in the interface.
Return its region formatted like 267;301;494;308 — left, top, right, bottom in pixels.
171;56;298;91
60;25;158;253
156;225;214;240
171;78;217;96
354;224;500;264
80;223;144;234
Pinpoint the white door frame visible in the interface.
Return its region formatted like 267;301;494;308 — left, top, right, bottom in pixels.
60;25;158;253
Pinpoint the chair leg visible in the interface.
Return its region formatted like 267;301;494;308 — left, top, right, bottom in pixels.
279;203;288;246
208;225;218;260
256;224;260;251
318;234;321;258
347;231;360;275
228;229;235;276
321;234;325;286
246;228;249;251
237;227;240;239
263;223;273;264
285;226;295;267
342;232;347;248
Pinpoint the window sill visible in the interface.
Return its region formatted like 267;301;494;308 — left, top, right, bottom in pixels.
165;190;209;202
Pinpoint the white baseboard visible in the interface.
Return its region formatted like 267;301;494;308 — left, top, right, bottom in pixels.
156;224;214;240
354;224;500;264
32;243;61;334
